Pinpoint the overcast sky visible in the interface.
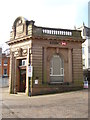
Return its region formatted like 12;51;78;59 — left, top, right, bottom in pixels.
0;0;89;50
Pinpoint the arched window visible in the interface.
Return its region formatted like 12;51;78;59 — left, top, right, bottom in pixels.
50;55;64;83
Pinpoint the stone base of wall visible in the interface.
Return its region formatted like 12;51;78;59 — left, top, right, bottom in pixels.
32;84;83;96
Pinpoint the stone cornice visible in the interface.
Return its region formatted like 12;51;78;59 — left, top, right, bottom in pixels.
32;35;85;43
7;34;85;46
6;35;31;45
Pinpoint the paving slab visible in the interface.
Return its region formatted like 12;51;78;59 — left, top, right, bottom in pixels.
1;87;88;119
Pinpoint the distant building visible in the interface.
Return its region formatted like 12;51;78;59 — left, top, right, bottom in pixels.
88;1;90;27
0;48;2;77
7;16;84;96
77;25;90;81
0;48;10;78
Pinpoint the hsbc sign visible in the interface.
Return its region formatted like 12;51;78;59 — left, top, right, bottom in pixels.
61;42;67;46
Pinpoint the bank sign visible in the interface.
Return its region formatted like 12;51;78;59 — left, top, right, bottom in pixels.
61;42;67;46
28;65;33;77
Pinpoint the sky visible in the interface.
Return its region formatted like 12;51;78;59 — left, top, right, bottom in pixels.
0;0;89;51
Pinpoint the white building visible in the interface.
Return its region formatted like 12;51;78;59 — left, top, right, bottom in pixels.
77;25;90;81
88;1;90;27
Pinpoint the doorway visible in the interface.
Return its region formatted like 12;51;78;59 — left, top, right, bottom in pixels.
20;69;26;92
50;54;64;83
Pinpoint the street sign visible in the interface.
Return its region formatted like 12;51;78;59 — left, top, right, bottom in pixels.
35;79;38;84
28;65;33;77
84;81;88;88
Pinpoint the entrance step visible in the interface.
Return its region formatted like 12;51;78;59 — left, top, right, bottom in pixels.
17;92;26;96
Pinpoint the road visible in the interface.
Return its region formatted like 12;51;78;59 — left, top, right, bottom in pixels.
1;87;88;119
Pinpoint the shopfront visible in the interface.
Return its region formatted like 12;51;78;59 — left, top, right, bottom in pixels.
7;16;84;96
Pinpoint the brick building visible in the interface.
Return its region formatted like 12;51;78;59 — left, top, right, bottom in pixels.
7;16;84;96
0;48;10;78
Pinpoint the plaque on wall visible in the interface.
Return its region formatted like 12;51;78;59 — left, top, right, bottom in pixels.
16;24;24;34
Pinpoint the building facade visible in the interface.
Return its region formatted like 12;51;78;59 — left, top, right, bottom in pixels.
88;1;90;27
78;25;90;82
0;48;2;77
7;17;84;96
0;48;10;78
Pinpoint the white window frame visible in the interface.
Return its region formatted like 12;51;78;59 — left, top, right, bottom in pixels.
0;60;1;66
3;69;7;76
22;59;26;66
60;68;64;76
4;60;7;66
50;68;53;76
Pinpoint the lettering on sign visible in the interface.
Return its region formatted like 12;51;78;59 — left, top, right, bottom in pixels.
50;41;67;46
16;25;23;34
50;41;59;45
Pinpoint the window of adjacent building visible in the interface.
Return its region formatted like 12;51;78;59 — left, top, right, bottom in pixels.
82;47;85;54
0;49;2;55
4;60;7;66
0;69;1;75
83;29;85;36
3;69;7;76
88;47;90;53
88;58;90;67
83;59;85;66
0;60;1;66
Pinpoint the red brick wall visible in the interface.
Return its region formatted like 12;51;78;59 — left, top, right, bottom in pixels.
2;56;10;77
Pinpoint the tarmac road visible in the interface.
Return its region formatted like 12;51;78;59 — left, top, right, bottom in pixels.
1;87;88;119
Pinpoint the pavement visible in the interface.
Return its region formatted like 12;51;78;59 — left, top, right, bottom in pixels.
0;77;88;119
1;87;88;119
0;77;9;88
